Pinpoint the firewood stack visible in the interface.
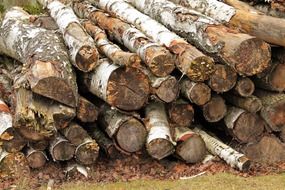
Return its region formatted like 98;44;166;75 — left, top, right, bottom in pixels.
0;0;284;175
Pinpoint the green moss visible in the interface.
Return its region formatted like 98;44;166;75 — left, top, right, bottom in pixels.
0;4;5;13
22;3;43;15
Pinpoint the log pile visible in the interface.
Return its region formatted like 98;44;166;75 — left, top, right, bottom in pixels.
0;0;284;176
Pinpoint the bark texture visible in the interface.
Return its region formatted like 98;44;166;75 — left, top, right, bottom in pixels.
223;94;262;113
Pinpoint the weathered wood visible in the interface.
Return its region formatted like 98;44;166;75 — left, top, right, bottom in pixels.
82;20;141;68
202;95;227;122
30;15;59;30
244;136;285;163
85;123;119;158
87;0;215;82
38;0;99;72
128;0;271;76
28;140;49;151
49;134;75;161
173;127;206;163
280;127;285;142
81;58;149;111
13;88;76;139
232;77;255;97
208;64;237;93
145;102;175;160
223;94;262;113
0;7;78;107
72;1;176;77
224;107;264;143
24;146;47;169
76;96;99;123
180;79;211;106
254;89;285;131
167;99;194;127
253;4;285;18
62;122;90;146
193;126;251;171
99;105;147;153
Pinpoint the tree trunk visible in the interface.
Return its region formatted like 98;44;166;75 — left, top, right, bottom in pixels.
85;123;119;158
0;7;78;107
38;0;99;72
193;126;251;171
76;96;99;123
180;79;211;106
232;77;255;97
81;20;141;68
244;135;285;163
24;146;47;169
167;99;194;127
86;0;215;82
224;107;265;143
128;0;271;76
141;67;179;103
13;88;76;139
72;1;176;77
254;89;285;131
202;95;227;122
99;105;147;153
223;94;262;113
81;58;149;111
208;64;237;93
49;134;75;161
173;127;206;163
145;102;175;160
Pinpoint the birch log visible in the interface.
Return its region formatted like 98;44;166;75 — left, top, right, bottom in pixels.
82;20;141;68
128;0;271;76
38;0;99;72
202;95;227;122
72;1;176;77
174;127;206;163
49;134;75;161
180;79;211;106
193;127;251;171
223;94;262;113
224;107;265;143
145;102;175;160
86;0;215;82
24;146;48;169
81;58;149;111
0;7;78;107
99;105;147;153
232;77;255;97
76;96;99;123
254;89;285;132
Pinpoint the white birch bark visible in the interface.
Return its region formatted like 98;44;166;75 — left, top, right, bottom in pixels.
193;127;251;171
0;100;12;139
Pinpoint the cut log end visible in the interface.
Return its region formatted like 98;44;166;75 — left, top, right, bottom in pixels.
2;130;26;153
269;63;285;92
146;138;174;160
234;77;255;97
51;141;75;161
75;142;99;165
107;67;149;111
115;118;147;152
76;45;99;72
26;151;47;169
168;102;194;127
183;81;211;106
156;77;179;103
234;38;270;76
203;95;227;122
262;101;285;131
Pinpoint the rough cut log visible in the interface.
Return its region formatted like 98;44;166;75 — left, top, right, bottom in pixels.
244;136;285;163
86;0;215;82
62;122;90;146
72;1;176;77
224;107;265;143
193;127;251;171
141;67;179;103
145;102;175;160
99;105;147;153
173;127;206;163
223;94;262;113
81;58;149;111
180;79;211;106
0;7;78;107
23;146;48;169
167;99;194;127
76;96;99;123
38;0;99;72
232;77;255;97
13;88;76;139
202;95;227;122
28;140;49;151
49;134;75;161
85;123;119;158
208;64;237;93
128;0;271;76
254;62;285;92
254;89;285;131
81;20;141;68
